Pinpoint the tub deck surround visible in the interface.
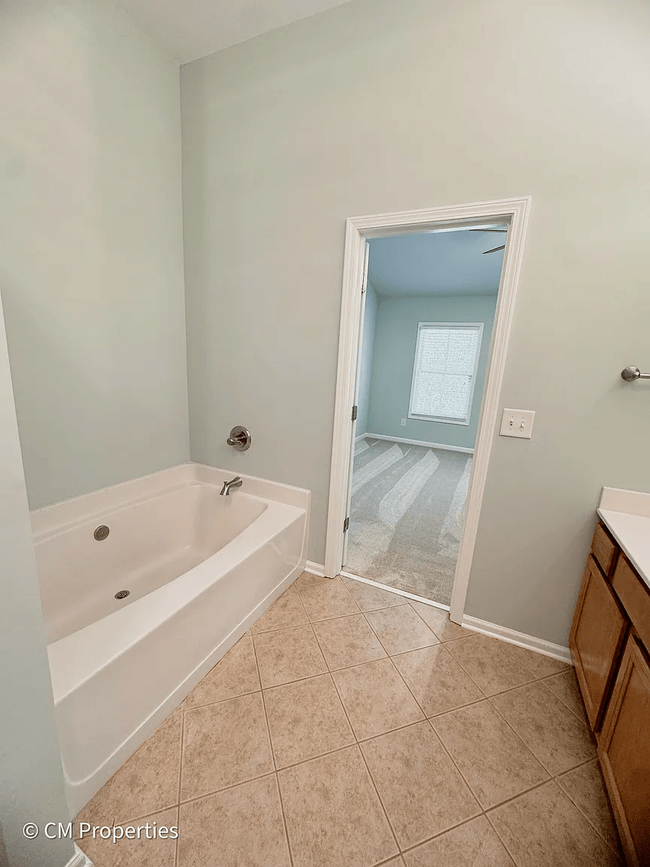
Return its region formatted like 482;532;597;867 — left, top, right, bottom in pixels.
33;463;309;817
74;573;622;867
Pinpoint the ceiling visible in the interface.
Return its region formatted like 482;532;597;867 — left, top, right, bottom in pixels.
117;0;354;64
367;228;507;298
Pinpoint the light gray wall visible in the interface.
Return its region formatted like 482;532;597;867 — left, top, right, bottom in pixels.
355;283;378;436
367;294;497;449
181;0;650;646
0;0;189;511
0;293;72;867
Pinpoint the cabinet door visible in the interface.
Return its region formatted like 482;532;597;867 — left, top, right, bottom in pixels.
599;636;650;867
569;555;627;728
591;521;618;578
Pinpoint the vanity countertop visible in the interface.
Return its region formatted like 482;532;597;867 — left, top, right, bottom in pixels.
597;487;650;591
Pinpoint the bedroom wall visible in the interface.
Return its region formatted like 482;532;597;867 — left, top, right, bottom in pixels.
366;293;498;449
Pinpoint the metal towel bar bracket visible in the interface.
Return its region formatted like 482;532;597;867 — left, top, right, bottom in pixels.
621;366;650;382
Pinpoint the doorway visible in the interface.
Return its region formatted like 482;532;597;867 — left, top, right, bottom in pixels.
325;198;530;624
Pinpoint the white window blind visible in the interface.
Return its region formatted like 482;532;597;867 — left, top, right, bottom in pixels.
408;323;483;425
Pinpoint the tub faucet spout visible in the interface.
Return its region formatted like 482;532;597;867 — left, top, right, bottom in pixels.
220;476;243;496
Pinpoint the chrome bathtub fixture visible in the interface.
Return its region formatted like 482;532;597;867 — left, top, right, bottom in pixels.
621;366;650;382
94;525;110;541
220;476;243;496
226;425;252;451
114;590;130;600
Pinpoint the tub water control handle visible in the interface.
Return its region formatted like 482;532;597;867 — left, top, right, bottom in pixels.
226;425;252;451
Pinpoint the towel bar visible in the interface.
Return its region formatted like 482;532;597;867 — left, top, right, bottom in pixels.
621;366;650;382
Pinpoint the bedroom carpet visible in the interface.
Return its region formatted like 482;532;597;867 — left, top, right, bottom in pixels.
344;437;472;605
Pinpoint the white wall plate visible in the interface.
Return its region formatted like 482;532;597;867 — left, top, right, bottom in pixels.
499;408;535;439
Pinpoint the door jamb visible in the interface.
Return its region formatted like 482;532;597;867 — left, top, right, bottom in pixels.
324;197;531;624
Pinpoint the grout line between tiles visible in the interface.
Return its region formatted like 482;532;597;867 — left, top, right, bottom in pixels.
344;718;402;857
250;632;278;774
177;770;277;809
427;692;552;796
274;771;295;867
483;808;521;866
443;635;560;700
486;693;558;780
270;727;354;772
407;600;458;642
252;587;406;635
175;709;185;867
360;608;438;659
183;685;261;713
489;693;599;785
250;593;297;867
372;857;406;867
424;693;487;720
269;589;314;867
481;781;580;866
396;811;514;863
537;674;591;725
486;777;555;814
346;618;486;845
308;612;402;858
368;636;581;836
538;671;585;718
555;760;624;859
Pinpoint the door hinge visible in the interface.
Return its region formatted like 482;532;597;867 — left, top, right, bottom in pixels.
351;405;358;421
343;516;350;532
361;286;366;294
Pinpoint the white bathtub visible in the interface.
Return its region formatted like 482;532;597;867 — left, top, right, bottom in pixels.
32;463;309;816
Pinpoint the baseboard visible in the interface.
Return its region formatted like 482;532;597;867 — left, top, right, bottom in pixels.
67;843;93;867
355;432;368;443
364;433;474;454
305;567;570;662
461;615;572;663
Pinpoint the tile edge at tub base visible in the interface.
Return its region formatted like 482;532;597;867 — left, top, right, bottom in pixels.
461;614;571;663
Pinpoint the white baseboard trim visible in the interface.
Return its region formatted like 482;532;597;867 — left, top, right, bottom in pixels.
355;432;368;443
364;433;474;454
67;843;93;867
461;615;572;664
305;560;326;576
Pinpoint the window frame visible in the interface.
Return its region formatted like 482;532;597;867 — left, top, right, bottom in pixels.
407;321;484;426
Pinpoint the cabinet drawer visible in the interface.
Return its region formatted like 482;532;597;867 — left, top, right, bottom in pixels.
611;556;650;649
569;555;628;729
599;636;650;866
591;522;618;577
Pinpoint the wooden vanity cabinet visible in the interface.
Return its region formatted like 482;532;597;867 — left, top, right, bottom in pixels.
570;521;650;866
569;554;627;729
599;635;650;867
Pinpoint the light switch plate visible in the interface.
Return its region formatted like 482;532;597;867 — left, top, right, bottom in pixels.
500;408;535;439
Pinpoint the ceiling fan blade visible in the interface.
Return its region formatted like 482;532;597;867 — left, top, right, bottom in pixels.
470;228;508;233
483;244;506;254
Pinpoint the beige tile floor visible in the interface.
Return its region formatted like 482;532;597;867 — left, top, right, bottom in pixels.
75;573;623;867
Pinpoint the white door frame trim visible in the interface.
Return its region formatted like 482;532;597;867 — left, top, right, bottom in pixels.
324;197;531;624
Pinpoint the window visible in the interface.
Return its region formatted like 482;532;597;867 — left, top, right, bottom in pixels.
408;322;483;425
